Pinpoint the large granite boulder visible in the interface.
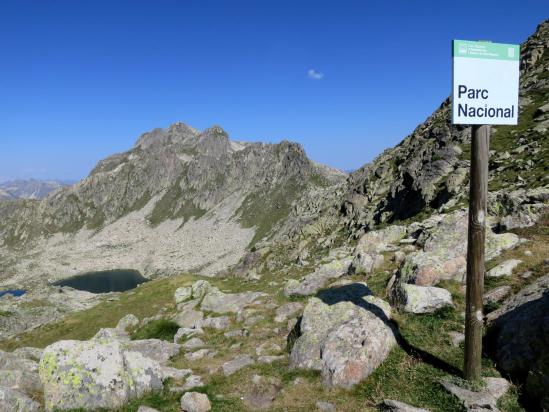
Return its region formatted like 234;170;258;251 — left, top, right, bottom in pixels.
38;339;163;411
485;274;549;410
290;282;397;388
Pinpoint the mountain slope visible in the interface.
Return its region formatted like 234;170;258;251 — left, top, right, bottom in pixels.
0;125;345;287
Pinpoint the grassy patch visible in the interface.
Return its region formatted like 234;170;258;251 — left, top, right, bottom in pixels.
131;319;180;341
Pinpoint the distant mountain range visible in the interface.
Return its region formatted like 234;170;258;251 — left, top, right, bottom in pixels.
0;179;72;200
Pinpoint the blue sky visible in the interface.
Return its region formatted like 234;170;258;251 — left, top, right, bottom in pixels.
0;1;546;180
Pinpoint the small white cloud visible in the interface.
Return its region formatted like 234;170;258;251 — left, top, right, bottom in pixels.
307;69;324;80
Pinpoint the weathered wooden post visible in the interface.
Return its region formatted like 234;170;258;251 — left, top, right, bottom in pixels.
464;124;490;381
451;40;520;381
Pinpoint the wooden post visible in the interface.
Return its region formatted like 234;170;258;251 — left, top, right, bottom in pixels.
464;124;490;381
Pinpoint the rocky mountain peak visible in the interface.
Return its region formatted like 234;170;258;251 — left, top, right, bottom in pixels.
134;122;200;150
197;125;231;157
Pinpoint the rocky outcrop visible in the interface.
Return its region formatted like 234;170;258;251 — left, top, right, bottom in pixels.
290;282;397;388
485;274;549;410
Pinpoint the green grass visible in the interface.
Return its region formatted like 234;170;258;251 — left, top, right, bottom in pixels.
131;319;180;341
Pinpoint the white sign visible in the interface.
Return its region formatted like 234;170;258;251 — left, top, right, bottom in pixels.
452;40;520;125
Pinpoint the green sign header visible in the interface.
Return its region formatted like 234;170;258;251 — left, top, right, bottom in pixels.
453;40;520;61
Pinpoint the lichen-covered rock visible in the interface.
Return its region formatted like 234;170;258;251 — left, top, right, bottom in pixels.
200;290;264;313
123;339;180;365
38;339;163;411
485;275;549;410
93;327;130;342
0;386;40;412
355;225;407;253
173;308;205;329
160;366;192;380
486;259;522;278
243;374;282;410
483;285;512;305
316;401;337;412
348;252;384;275
255;342;282;356
489;187;549;230
182;338;205;350
174;327;204;343
116;313;139;332
174;286;193;304
199;316;230;330
393;284;453;314
274;302;304;323
191;280;213;301
137;406;161;412
222;354;255;376
0;369;43;395
180;391;211;412
290;282;397;388
12;347;43;363
0;350;39;373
